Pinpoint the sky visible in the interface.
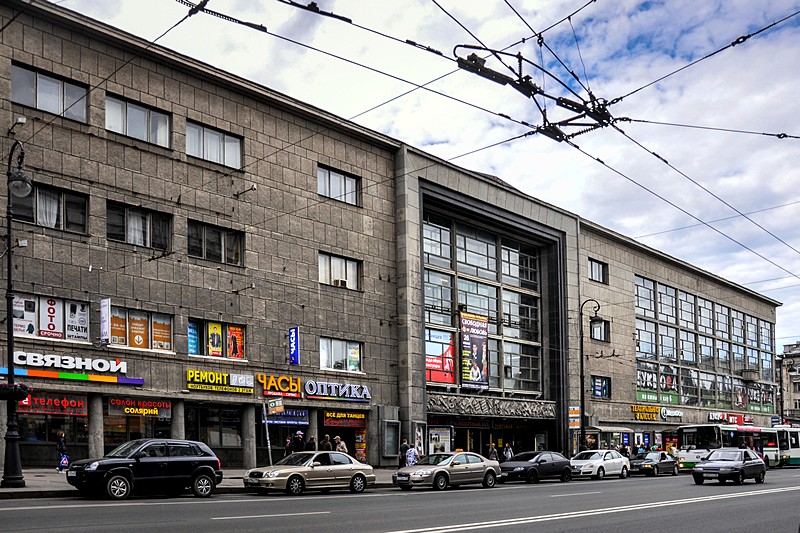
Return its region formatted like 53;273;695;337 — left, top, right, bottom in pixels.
56;0;800;349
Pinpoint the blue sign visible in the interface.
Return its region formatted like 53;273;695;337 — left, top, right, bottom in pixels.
622;433;630;446
643;433;651;446
289;327;299;365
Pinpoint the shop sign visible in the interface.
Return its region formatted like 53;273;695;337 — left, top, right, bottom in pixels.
727;413;744;425
660;407;683;420
708;412;727;422
256;374;302;398
354;428;367;463
304;379;371;402
15;352;127;374
109;397;172;418
186;369;254;394
289;327;299;365
630;404;660;421
18;392;87;416
266;408;309;426
323;410;366;427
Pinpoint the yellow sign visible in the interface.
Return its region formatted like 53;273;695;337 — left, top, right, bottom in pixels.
630;404;659;421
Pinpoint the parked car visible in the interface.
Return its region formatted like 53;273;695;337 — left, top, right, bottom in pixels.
500;451;572;483
392;451;499;491
244;451;375;495
629;451;679;476
66;438;223;500
691;448;766;485
570;449;629;480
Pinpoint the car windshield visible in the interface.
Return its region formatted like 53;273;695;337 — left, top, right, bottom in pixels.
275;453;313;466
509;452;539;462
645;452;661;461
106;439;149;458
573;451;602;461
706;450;742;462
416;454;452;466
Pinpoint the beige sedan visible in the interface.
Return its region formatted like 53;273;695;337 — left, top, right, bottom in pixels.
392;451;500;490
243;451;375;495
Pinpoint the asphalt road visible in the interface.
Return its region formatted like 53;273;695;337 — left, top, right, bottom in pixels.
2;469;800;532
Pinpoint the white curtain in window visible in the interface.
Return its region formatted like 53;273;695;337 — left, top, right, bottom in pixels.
127;210;146;246
37;189;59;228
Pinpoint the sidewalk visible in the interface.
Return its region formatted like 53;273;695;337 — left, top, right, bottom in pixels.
0;467;397;499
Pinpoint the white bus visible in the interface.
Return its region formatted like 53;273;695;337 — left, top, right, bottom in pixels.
676;424;779;470
775;426;800;466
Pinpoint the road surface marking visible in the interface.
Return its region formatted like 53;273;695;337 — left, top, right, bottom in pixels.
549;491;601;497
213;511;330;520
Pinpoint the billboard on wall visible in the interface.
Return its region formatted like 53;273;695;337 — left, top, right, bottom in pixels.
425;329;455;384
460;312;489;390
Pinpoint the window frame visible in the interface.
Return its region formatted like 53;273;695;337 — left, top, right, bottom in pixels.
317;165;361;206
588;258;608;284
318;252;360;290
591;375;611;399
12;183;88;233
107;201;172;250
319;337;362;373
187;220;244;266
11;63;88;122
105;95;170;147
187;318;246;360
186;121;242;168
589;318;610;342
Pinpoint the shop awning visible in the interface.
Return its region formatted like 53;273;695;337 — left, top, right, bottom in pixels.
587;425;634;433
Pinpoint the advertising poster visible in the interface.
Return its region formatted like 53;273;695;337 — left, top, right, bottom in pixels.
151;314;172;350
659;364;679;404
12;294;36;335
425;329;455;384
128;310;149;349
207;322;223;357
227;325;244;359
460;311;489;390
347;344;360;372
110;307;128;345
38;297;64;339
65;301;89;341
636;361;658;402
187;321;200;355
354;428;367;463
100;298;111;345
428;426;452;454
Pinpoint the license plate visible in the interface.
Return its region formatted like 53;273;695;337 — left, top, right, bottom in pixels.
397;474;408;480
67;471;76;477
703;473;718;478
245;479;258;485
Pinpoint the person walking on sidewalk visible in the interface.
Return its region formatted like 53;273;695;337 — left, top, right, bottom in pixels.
56;430;68;472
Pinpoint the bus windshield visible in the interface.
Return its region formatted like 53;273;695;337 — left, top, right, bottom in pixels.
678;426;721;450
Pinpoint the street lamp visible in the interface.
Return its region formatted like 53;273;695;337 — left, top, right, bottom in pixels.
579;298;602;451
2;140;32;488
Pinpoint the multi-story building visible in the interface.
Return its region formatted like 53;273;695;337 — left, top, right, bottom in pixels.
781;342;800;425
0;0;781;470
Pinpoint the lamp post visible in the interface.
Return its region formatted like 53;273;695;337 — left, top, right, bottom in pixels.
579;298;602;452
2;140;32;488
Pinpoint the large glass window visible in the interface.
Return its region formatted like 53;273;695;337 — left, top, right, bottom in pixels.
732;344;745;371
761;352;773;381
502;241;538;290
699;336;714;369
680;331;696;365
106;96;170;147
424;270;453;326
759;320;772;351
636;319;656;360
318;252;360;290
716;340;730;372
680;368;698;405
423;213;452;268
457;279;498;334
635;276;656;319
319;338;362;372
188;319;245;359
186;121;241;168
658;284;677;324
456;224;497;280
11;63;87;122
659;325;678;362
107;201;171;249
502;289;539;341
13;184;87;233
731;310;745;343
503;342;540;392
715;304;730;339
588;258;607;284
678;291;695;329
699;372;716;407
187;220;243;266
698;298;713;334
317;165;360;206
746;316;759;348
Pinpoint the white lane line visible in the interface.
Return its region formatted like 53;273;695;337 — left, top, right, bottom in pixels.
549;491;601;498
387;486;800;533
212;511;330;521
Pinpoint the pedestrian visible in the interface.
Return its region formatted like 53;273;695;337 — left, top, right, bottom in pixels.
406;443;420;466
321;434;333;451
334;435;348;454
305;435;317;451
56;430;68;472
399;438;410;467
292;430;306;453
284;436;293;456
488;442;499;462
504;442;514;462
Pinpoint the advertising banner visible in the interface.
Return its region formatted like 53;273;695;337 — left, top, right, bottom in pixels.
128;310;149;348
460;312;489;390
207;322;223;357
188;320;199;355
425;329;455;384
354;429;367;463
151;313;172;351
110;307;127;345
428;426;452;454
38;297;64;339
12;294;36;335
227;325;244;359
65;301;89;341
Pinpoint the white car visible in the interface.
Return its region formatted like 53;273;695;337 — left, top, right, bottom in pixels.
570;449;630;480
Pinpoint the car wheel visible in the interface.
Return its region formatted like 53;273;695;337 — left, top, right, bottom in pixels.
482;471;496;488
764;458;770;470
526;470;539;484
560;469;572;482
350;474;367;493
286;475;305;496
755;470;765;484
593;467;605;480
672;465;679;476
106;474;132;500
619;466;628;479
733;471;745;485
192;473;215;498
399;485;413;491
693;475;704;485
652;466;659;476
433;473;448;491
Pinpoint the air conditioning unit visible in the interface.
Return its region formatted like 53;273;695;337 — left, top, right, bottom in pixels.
332;279;347;288
740;369;759;382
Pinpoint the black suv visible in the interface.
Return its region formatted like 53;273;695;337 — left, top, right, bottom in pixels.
66;438;223;499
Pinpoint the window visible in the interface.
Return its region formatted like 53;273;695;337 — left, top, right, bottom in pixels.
680;368;698;405
588;259;607;284
699;336;714;369
591;376;611;398
715;304;730;339
698;298;714;334
699;372;716;407
759;320;773;351
424;270;453;326
502;290;539;341
762;352;773;381
502;241;539;290
109;307;172;350
187;220;243;265
318;253;360;290
456;224;497;280
716;340;730;371
678;291;695;329
106;96;170;147
320;338;362;372
636;319;656;360
107;202;171;250
457;279;498;335
186;121;241;168
635;276;656;319
188;319;245;359
11;64;87;122
731;310;745;343
657;284;676;324
680;331;696;364
317;165;360;206
12;295;90;342
13;184;87;233
793;382;800;393
659;325;678;362
423;213;452;268
502;342;540;392
746;316;759;348
590;318;610;342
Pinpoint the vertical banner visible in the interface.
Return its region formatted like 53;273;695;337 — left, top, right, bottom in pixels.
110;306;127;345
227;325;244;359
355;428;367;463
152;313;172;350
38;297;64;339
460;311;489;390
207;322;223;357
100;298;111;345
187;320;200;355
289;326;299;365
128;310;149;349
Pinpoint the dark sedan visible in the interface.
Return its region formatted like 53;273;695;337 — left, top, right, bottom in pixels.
629;451;679;476
691;448;766;485
500;451;572;483
66;438;223;500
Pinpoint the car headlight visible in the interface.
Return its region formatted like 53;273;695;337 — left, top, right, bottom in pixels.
413;469;432;477
694;466;703;471
85;461;100;471
263;470;280;478
513;467;524;472
643;464;652;468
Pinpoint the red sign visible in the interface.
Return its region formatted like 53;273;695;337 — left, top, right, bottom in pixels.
18;392;87;416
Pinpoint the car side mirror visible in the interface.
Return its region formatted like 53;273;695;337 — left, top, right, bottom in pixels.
539;459;547;464
134;451;146;459
451;461;461;466
311;461;321;467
